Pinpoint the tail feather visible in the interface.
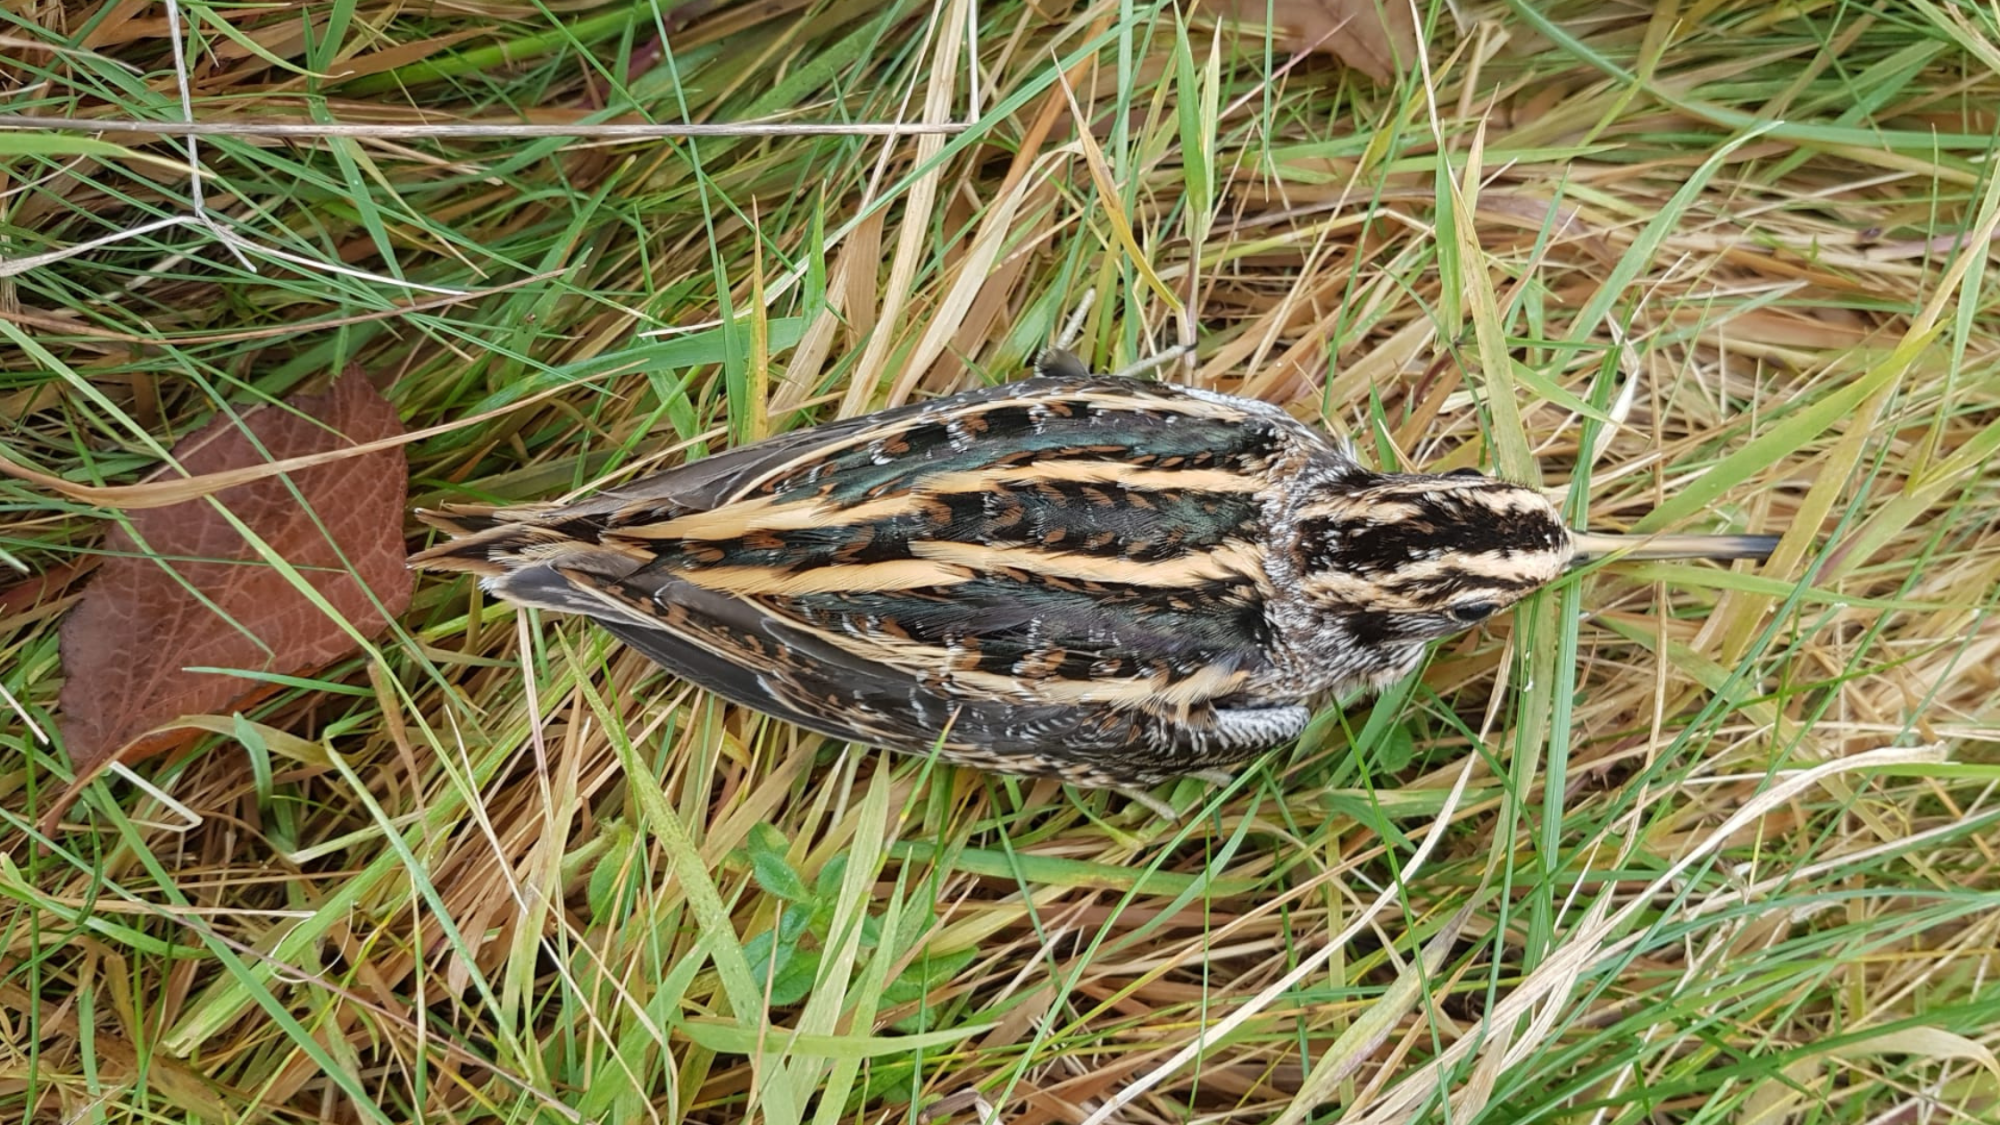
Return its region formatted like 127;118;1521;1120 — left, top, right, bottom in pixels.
409;503;657;580
409;531;513;576
415;504;510;537
410;504;569;576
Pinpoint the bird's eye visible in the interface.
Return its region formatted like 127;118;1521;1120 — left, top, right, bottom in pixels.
1446;601;1498;623
1446;467;1485;478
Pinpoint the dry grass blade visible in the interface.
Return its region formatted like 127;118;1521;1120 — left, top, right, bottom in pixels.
4;2;1999;1124
1341;744;1955;1124
1080;758;1476;1125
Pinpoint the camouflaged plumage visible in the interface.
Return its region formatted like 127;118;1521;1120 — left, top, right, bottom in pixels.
411;356;1777;796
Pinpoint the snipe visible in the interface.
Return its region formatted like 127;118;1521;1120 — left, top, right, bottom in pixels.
411;351;1777;812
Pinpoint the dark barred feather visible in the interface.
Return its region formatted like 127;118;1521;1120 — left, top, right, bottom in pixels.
412;357;1774;798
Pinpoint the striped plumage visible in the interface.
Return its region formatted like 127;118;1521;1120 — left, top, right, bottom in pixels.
411;353;1776;804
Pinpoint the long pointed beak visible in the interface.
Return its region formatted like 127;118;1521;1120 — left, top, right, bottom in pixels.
1568;530;1781;566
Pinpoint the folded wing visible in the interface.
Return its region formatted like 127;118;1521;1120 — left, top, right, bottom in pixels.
412;371;1331;780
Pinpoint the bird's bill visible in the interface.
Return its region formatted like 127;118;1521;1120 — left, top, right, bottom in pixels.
1568;530;1781;564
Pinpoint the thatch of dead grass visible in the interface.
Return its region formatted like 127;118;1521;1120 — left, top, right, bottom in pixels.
4;1;1999;1123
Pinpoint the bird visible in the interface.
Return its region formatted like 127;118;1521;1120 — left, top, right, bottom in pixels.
410;349;1778;815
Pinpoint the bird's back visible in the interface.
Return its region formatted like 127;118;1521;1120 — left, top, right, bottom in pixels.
410;374;1339;783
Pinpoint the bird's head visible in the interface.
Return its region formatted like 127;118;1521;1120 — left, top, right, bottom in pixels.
1287;468;1778;652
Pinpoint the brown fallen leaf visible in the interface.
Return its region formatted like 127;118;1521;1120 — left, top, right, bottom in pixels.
1210;0;1421;83
50;367;411;827
0;555;100;618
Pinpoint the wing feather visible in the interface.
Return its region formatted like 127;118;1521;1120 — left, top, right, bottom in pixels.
414;372;1339;780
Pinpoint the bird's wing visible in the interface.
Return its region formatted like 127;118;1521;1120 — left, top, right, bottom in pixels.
418;373;1335;767
412;372;1121;569
510;561;1301;785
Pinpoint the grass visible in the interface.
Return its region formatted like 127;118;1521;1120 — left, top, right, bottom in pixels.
4;0;2000;1122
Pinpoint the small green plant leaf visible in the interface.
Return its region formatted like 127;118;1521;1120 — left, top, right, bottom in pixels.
882;948;977;1005
749;823;813;903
